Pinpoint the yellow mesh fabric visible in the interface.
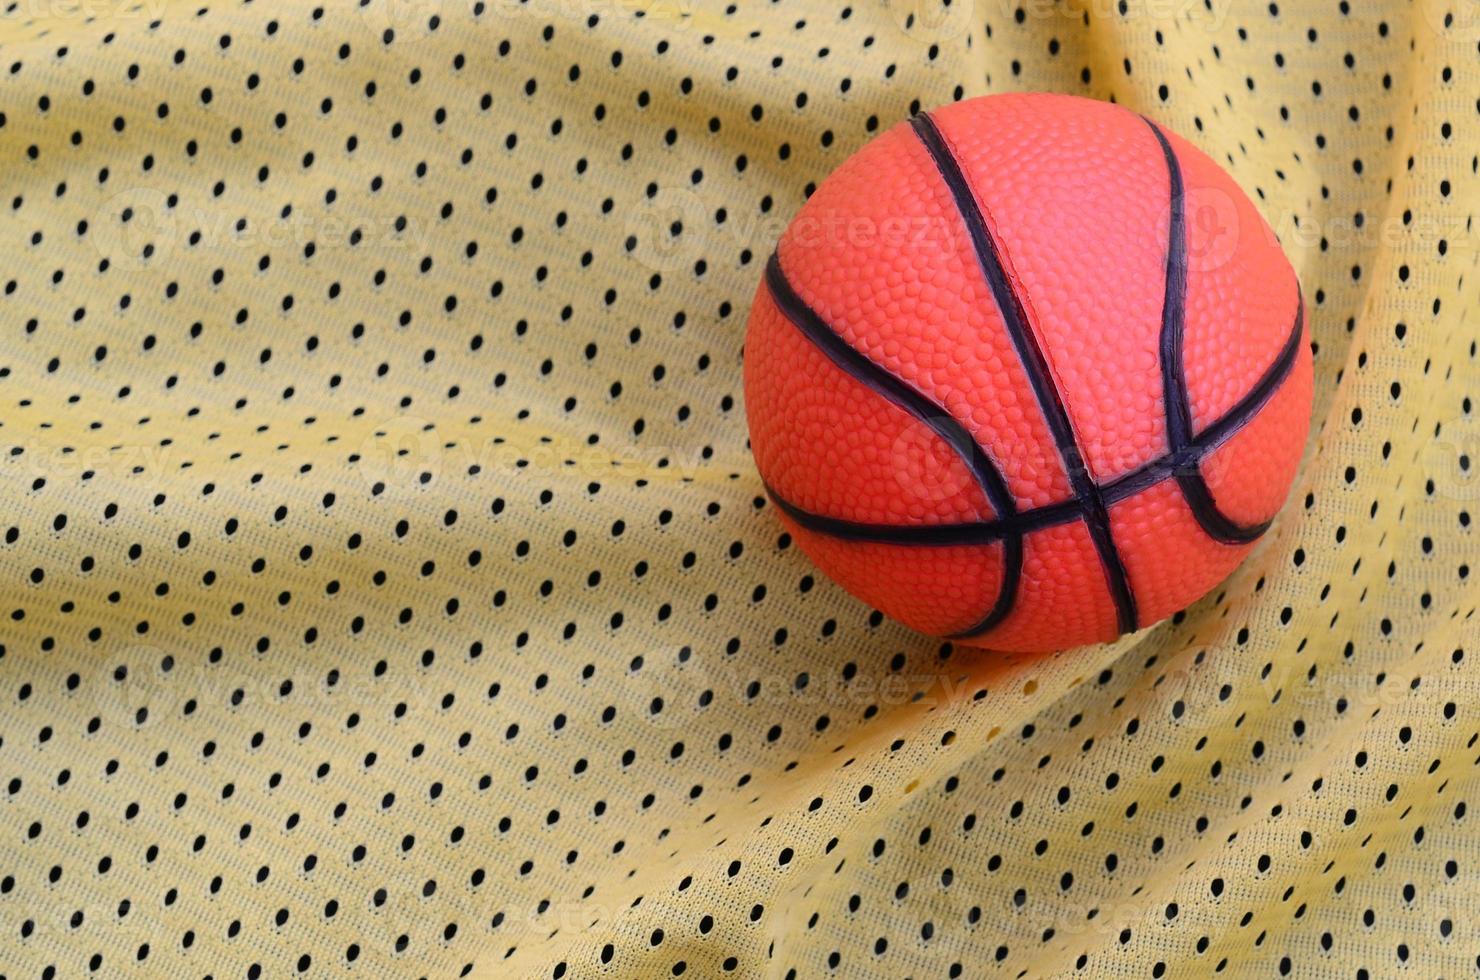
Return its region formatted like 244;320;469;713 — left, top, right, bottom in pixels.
1;1;1475;977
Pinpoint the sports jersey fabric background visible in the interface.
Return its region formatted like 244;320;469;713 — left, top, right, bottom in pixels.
0;1;1476;978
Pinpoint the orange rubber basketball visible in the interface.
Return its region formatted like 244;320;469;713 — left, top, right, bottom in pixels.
743;93;1313;653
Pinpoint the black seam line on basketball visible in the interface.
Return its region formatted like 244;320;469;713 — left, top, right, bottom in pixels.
766;295;1305;547
909;111;1138;637
1144;115;1275;546
762;252;1022;638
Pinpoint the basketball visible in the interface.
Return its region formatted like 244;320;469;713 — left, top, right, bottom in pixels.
744;92;1313;653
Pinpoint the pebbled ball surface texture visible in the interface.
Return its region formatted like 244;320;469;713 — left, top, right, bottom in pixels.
744;92;1313;653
